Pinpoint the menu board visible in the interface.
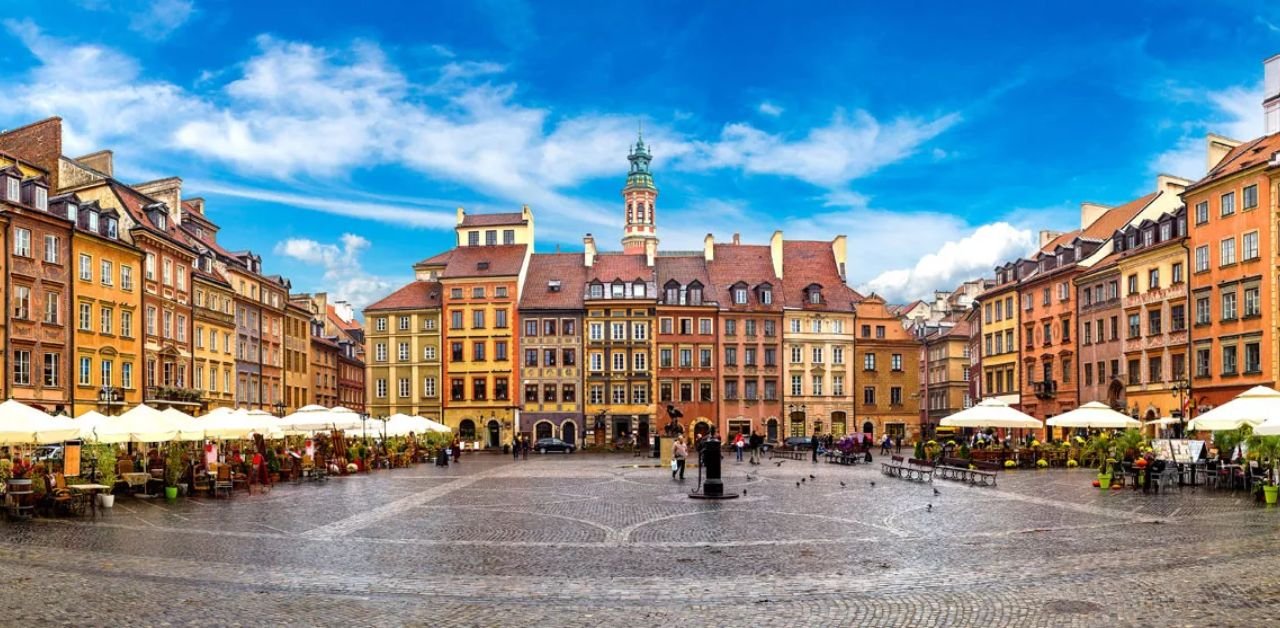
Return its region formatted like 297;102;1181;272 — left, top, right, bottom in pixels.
1151;439;1206;463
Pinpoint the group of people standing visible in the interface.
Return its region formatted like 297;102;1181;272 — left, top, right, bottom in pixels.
510;435;532;460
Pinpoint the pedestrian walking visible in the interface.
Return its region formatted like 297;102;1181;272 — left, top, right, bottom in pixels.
812;431;821;463
512;437;520;461
673;438;688;480
733;432;745;463
749;429;763;465
894;434;902;454
521;435;530;459
452;439;461;463
880;434;891;456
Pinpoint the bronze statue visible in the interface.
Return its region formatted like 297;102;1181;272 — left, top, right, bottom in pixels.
664;404;685;437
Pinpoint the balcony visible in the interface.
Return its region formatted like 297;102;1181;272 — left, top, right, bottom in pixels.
145;386;204;407
1032;380;1057;399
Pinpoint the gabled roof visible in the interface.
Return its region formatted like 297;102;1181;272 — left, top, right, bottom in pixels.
781;240;859;311
655;255;711;299
415;250;454;267
1081;192;1157;240
519;253;587;310
706;244;783;312
107;180;196;252
365;280;443;312
459;211;526;227
587;253;652;283
1189;133;1280;190
440;244;527;279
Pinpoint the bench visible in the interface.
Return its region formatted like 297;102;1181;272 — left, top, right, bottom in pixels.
770;449;808;461
935;458;998;487
824;451;861;466
880;457;933;483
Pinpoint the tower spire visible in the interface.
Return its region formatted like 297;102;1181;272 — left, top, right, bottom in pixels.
621;130;658;255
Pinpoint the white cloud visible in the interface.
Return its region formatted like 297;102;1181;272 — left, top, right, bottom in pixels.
1150;84;1263;179
188;180;458;229
129;0;195;40
757;101;783;117
273;233;397;309
859;222;1037;302
681;110;960;189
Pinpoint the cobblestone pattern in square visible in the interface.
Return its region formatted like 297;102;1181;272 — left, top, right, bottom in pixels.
0;455;1277;626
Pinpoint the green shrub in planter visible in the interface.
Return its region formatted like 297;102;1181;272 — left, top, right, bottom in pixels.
1036;459;1048;468
1004;460;1016;469
1066;459;1079;468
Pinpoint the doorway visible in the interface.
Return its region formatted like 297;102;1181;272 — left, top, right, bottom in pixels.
766;418;779;441
535;421;553;440
459;419;476;440
637;418;650;447
486;420;500;448
562;421;576;445
862;421;874;436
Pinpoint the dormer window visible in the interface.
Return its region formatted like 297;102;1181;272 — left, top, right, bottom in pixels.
665;284;679;304
760;288;772;305
733;288;747;305
632;281;645;298
689;286;702;305
156;213;167;230
65;203;78;222
4;176;17;202
34;187;47;211
105;218;118;239
809;291;821;304
611;281;624;298
1142;228;1154;247
88;211;99;232
589;282;603;299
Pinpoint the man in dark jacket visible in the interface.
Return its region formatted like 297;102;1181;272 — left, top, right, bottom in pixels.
812;430;821;463
749;430;764;465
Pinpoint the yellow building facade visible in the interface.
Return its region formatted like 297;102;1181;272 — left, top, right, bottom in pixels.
364;280;443;422
67;198;144;416
191;259;236;412
977;267;1022;407
284;301;311;413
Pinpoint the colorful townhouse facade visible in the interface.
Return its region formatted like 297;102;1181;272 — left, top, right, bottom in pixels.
517;253;585;443
363;279;444;422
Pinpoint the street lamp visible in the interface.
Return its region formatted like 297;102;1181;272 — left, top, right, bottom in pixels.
98;385;123;416
273;400;286;418
1169;377;1191;438
360;412;369;446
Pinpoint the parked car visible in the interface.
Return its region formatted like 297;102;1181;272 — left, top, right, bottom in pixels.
783;436;814;450
535;438;575;454
33;445;63;462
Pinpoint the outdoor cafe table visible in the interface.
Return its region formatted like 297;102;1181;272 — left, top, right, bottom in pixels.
68;483;111;516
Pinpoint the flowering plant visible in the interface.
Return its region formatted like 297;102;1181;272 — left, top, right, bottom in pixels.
1004;460;1016;469
10;457;32;479
1036;459;1049;468
1066;459;1079;468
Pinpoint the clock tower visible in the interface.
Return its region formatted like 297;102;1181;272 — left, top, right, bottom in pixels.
621;132;658;255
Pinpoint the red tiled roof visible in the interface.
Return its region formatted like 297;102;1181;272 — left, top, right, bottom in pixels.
1081;192;1156;240
1189;133;1280;190
107;180;196;251
656;255;711;294
706;244;783;312
519;253;588;310
440;244;527;279
782;240;859;312
415;250;454;267
365;280;443;311
191;266;231;287
587;253;652;283
327;305;361;331
459;212;526;227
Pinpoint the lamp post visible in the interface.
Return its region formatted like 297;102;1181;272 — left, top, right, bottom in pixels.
360;413;369;446
1169;377;1191;438
273;400;286;418
98;385;122;416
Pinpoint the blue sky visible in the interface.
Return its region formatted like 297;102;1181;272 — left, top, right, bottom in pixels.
1;1;1278;309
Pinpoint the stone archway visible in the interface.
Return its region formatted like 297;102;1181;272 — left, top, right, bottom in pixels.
459;419;476;440
535;421;554;440
561;420;577;445
486;420;501;448
692;420;711;440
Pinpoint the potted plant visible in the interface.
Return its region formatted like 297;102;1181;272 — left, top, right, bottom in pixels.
265;448;282;482
97;445;118;508
163;442;183;500
1247;435;1280;505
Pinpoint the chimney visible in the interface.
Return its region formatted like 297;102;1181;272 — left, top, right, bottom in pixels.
1206;134;1243;171
1079;202;1110;230
456;206;466;225
1265;54;1280;135
645;238;657;267
1039;230;1063;248
703;233;714;261
74;150;113;177
583;233;596;268
133;177;183;225
185;197;205;216
732;232;741;245
1155;174;1190;195
831;235;848;281
769;230;784;278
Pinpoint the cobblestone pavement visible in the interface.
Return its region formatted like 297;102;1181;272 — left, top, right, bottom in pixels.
2;454;1279;626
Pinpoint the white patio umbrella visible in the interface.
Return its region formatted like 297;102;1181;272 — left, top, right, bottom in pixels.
73;410;112;441
417;416;453;433
92;404;179;443
162;407;206;442
328;406;363;431
202;408;278;440
1144;416;1184;427
277;404;335;433
0;399;80;444
939;398;1043;429
383;414;429;437
1187;385;1280;431
1046;402;1141;429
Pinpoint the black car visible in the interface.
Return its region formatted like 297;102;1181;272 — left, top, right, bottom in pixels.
783;436;814;450
534;438;575;454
